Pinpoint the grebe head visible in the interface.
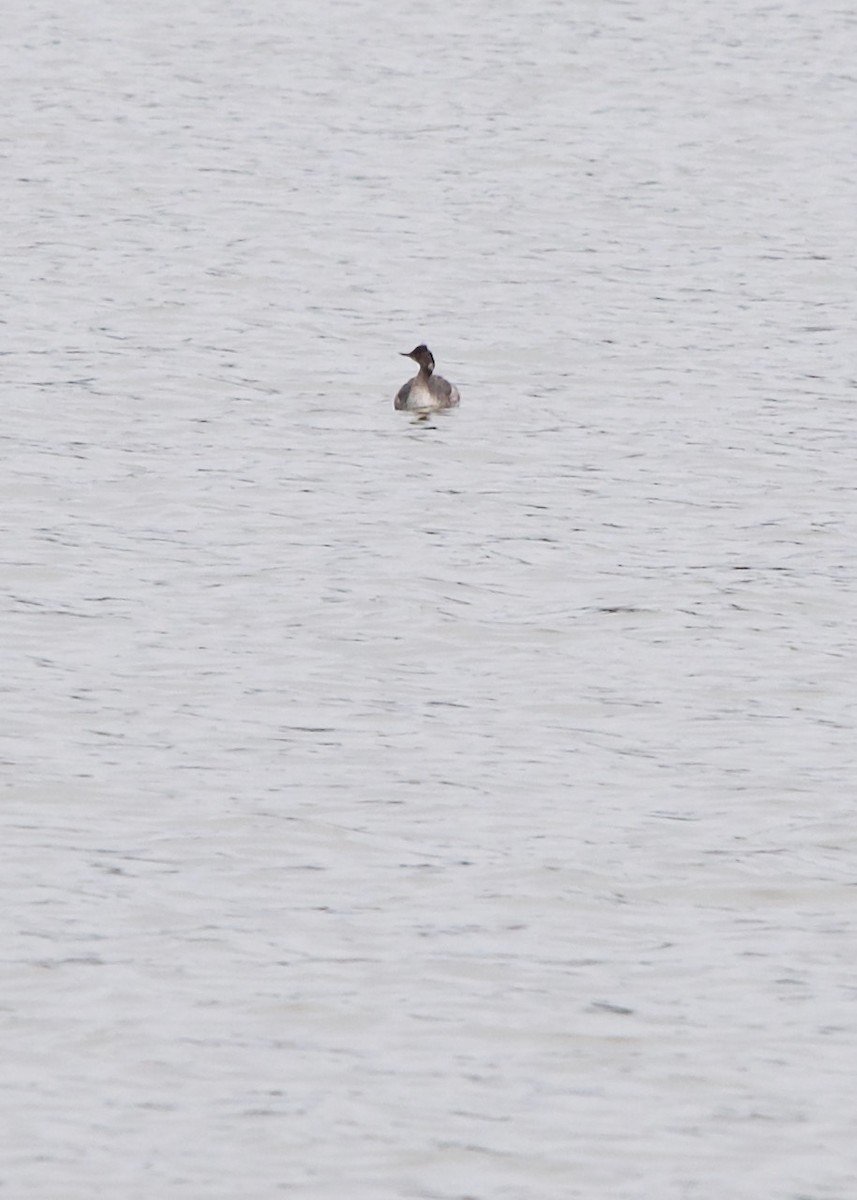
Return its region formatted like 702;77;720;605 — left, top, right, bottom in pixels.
401;344;435;375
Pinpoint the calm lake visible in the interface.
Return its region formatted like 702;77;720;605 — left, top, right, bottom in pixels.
3;0;856;1196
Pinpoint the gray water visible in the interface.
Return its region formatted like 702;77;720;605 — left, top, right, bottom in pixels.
3;1;857;1196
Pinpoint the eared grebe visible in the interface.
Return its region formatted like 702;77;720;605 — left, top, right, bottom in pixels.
394;345;460;411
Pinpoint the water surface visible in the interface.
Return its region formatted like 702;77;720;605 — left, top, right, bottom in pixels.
3;1;857;1196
